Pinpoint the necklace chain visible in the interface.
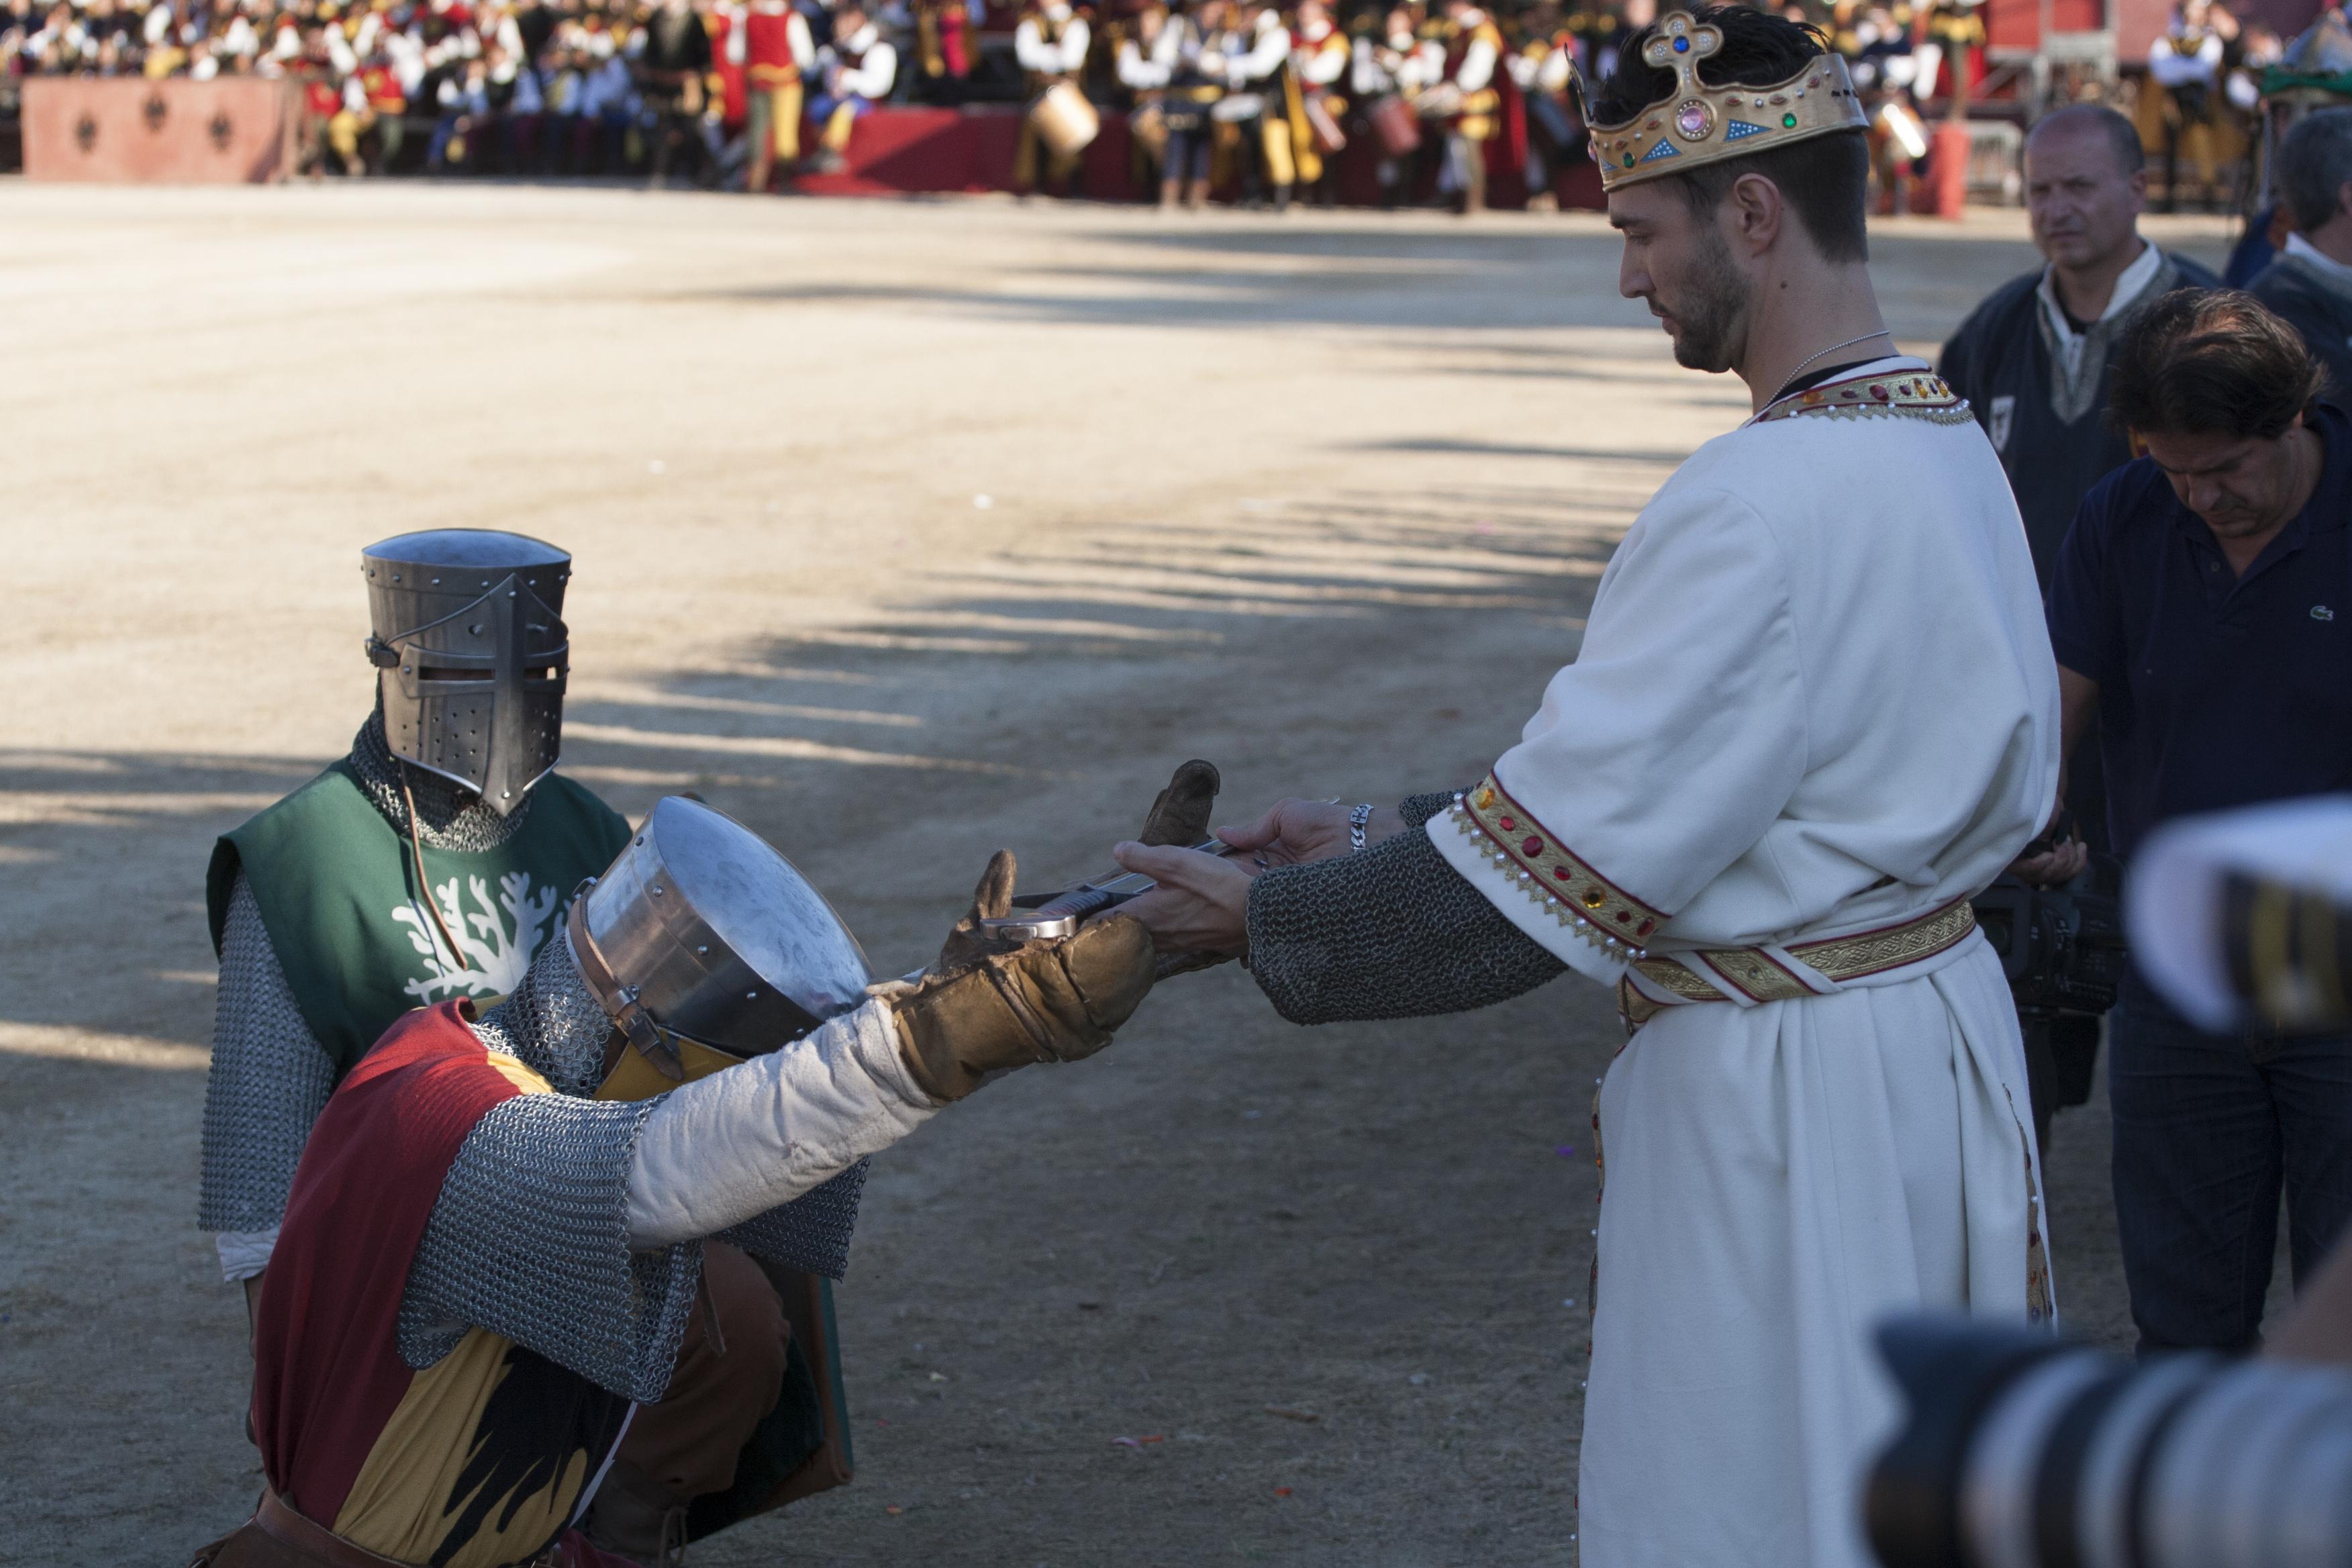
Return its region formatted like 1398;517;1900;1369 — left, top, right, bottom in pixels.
1766;331;1895;408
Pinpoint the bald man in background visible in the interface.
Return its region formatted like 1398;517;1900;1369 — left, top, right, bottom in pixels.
1941;103;2219;589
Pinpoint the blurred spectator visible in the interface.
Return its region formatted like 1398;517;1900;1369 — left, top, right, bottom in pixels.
2143;0;2230;210
2251;105;2352;397
637;0;712;185
806;0;893;172
742;0;811;191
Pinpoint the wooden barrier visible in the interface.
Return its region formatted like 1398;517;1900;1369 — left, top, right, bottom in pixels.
23;77;299;183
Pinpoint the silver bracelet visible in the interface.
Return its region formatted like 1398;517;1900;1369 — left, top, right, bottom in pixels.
1349;802;1375;853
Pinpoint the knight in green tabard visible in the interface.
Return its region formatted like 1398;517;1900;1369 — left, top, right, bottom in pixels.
199;530;625;1300
197;530;873;1557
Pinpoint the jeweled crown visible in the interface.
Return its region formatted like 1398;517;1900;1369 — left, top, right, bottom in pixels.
1584;11;1869;193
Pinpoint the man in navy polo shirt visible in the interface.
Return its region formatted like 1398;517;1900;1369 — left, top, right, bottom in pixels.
2037;289;2352;1352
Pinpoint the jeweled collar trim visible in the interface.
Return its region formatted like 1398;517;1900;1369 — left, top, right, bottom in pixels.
1750;367;1975;427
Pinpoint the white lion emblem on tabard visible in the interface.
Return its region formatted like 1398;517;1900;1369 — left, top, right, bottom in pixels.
392;871;562;1002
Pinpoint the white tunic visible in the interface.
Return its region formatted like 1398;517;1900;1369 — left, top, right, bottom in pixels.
1428;358;2059;1568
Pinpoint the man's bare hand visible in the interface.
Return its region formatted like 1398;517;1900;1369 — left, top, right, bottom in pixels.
1108;841;1255;955
1215;798;1404;869
2010;802;2089;886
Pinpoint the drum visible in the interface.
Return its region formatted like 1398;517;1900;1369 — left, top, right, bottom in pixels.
1367;93;1420;156
1304;92;1347;154
1029;79;1100;158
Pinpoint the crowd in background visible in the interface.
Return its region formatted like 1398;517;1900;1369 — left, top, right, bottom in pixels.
0;0;2291;203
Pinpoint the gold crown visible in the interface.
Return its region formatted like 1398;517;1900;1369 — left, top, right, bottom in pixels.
1585;11;1869;193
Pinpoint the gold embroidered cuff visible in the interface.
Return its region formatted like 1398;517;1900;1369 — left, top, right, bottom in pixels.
1456;773;1665;957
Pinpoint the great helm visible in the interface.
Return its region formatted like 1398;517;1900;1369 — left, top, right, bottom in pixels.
567;797;875;1084
1583;10;1869;193
362;530;571;815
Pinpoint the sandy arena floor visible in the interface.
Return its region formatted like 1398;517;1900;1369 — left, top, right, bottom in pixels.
0;185;2233;1566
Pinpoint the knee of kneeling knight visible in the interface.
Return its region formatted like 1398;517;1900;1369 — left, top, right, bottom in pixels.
693;1242;793;1393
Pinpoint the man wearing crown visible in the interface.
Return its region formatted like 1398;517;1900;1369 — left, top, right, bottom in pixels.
1108;8;2058;1564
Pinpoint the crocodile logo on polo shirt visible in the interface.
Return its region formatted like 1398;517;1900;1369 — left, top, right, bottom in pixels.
2314;605;2337;622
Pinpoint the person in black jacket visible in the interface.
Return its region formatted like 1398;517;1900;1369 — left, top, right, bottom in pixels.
1941;102;2216;1153
2249;106;2352;399
1940;103;2220;590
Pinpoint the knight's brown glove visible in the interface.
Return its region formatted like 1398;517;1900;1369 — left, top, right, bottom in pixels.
931;847;1024;975
891;915;1156;1103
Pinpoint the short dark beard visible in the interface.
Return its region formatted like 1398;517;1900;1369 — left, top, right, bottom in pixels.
1668;225;1747;374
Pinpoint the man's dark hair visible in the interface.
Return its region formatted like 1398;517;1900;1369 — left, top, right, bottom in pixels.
2108;289;2326;440
2024;103;2145;177
1589;3;1869;263
2275;105;2352;234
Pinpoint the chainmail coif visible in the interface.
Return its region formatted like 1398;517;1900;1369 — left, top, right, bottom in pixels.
1243;791;1567;1026
469;935;615;1097
348;707;536;852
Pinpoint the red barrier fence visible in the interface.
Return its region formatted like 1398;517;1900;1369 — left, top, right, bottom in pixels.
23;77;299;183
795;102;1605;209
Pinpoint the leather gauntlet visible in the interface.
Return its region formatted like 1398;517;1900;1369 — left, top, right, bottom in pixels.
891;916;1156;1102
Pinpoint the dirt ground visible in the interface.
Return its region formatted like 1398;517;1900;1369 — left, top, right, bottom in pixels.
0;185;2235;1567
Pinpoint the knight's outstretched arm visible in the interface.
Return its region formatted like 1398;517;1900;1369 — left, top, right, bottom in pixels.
395;902;1156;1400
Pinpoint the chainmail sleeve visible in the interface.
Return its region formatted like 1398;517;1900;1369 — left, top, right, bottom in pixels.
715;1163;869;1280
1398;791;1462;828
397;1093;702;1405
1243;807;1567;1026
197;874;339;1243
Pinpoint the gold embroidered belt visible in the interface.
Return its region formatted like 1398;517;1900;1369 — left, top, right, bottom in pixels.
1615;897;1978;1030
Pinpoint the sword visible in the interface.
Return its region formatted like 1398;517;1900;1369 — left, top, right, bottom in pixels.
976;799;1338;942
977;835;1231;942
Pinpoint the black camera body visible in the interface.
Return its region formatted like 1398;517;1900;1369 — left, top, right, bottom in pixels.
1973;873;2129;1019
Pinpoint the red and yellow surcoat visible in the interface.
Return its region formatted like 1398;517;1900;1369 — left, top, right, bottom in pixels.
252;1002;634;1568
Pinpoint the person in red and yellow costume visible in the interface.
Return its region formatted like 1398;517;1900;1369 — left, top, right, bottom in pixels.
743;0;813;189
704;0;752;152
1289;0;1349;203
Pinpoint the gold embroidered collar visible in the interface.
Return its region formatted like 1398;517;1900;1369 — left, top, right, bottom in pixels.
1749;369;1975;427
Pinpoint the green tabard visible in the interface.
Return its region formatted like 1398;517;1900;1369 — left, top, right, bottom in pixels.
207;761;634;1078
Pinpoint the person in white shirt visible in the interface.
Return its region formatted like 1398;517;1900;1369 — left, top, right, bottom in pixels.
1426;0;1499;212
808;0;895;171
1352;5;1440;207
2145;0;2230;209
1012;0;1090;195
1144;0;1221;207
1116;0;1179;200
1215;0;1293;210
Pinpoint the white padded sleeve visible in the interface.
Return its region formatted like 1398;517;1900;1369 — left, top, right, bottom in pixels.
623;997;939;1248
